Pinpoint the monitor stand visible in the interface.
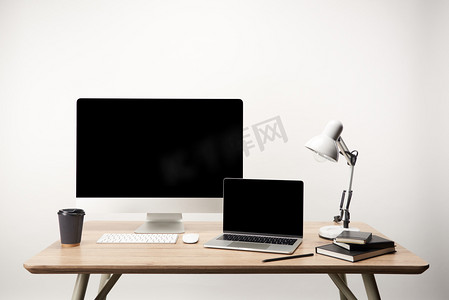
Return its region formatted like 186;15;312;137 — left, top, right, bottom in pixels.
135;213;185;234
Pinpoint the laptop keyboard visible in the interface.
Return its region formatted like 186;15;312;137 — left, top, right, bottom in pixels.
220;234;297;245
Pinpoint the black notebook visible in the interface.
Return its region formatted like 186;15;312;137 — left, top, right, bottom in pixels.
316;243;396;262
335;231;372;244
334;235;395;251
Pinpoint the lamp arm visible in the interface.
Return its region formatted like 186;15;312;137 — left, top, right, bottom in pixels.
343;165;355;228
335;136;358;229
334;165;355;228
337;137;357;166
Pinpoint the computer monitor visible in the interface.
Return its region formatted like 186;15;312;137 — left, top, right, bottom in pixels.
76;98;243;233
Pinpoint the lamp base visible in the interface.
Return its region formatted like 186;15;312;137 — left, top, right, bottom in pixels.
319;225;360;240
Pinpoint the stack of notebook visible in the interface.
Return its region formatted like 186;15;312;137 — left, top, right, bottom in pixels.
316;231;396;262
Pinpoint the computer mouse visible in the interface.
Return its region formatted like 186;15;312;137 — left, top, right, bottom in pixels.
182;233;199;244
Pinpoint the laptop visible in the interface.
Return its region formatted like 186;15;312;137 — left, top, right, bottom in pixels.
204;178;304;254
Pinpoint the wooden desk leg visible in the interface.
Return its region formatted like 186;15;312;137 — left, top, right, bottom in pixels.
338;274;348;300
362;273;381;300
328;274;357;300
98;274;111;299
94;274;122;300
72;274;90;300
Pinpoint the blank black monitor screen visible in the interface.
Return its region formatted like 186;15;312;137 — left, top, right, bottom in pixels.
223;179;304;237
76;99;243;198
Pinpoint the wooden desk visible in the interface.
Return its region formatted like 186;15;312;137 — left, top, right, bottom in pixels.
24;221;429;300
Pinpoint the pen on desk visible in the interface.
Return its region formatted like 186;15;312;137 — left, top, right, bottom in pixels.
262;253;314;263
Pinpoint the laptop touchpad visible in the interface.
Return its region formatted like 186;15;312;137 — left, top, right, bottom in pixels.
229;242;270;250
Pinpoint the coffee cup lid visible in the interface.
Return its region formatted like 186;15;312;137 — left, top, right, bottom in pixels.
58;208;85;216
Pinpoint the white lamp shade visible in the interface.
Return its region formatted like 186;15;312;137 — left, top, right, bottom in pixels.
305;120;343;163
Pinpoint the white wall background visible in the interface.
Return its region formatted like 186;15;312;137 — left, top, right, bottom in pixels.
1;0;448;299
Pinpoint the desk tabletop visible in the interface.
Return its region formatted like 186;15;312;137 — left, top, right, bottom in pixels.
24;221;429;275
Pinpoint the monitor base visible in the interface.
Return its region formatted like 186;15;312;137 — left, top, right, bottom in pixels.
135;213;185;233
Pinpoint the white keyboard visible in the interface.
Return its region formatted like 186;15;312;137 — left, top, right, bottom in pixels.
97;233;178;244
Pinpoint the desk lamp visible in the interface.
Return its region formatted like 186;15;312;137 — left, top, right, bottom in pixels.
305;120;360;239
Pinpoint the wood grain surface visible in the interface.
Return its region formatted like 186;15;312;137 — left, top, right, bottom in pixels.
24;221;429;275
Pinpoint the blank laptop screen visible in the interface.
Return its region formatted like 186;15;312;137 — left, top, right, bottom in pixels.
223;179;304;237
